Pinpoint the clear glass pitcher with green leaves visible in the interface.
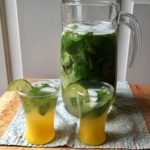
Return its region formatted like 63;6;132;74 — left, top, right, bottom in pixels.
60;0;141;117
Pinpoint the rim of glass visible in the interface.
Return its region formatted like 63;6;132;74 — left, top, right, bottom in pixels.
61;1;119;7
76;82;115;98
19;80;60;98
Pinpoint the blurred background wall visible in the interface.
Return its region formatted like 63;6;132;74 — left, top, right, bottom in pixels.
0;0;150;94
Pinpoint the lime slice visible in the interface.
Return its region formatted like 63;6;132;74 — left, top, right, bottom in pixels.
7;79;32;93
64;83;87;98
63;83;89;117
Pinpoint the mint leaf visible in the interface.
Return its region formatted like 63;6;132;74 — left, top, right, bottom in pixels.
38;97;57;116
81;99;111;118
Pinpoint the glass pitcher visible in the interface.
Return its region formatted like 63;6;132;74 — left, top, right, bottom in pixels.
60;0;141;117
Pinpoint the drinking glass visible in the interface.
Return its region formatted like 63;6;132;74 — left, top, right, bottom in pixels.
76;82;114;145
19;80;59;145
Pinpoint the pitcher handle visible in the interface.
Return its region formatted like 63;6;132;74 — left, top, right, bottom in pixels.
117;11;142;67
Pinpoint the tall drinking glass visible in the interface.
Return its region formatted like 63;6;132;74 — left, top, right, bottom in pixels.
19;80;59;145
61;0;141;117
76;82;114;145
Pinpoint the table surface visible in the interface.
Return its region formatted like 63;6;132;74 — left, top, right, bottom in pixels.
0;83;150;150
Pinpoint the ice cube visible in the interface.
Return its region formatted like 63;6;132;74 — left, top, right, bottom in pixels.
88;89;97;103
40;87;56;93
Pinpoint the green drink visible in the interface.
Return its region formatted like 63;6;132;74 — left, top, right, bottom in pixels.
20;82;58;115
61;23;117;116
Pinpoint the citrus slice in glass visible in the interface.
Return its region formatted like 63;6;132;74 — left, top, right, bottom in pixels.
63;83;89;117
7;79;32;93
64;83;87;98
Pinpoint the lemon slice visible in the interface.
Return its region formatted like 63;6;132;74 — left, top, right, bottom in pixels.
7;79;32;93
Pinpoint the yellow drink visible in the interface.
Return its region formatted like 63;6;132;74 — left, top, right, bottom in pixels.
79;112;107;145
75;82;114;146
19;80;59;145
25;107;55;145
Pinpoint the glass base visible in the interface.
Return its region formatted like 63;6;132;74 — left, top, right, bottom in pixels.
78;112;107;146
79;133;106;146
25;131;55;145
